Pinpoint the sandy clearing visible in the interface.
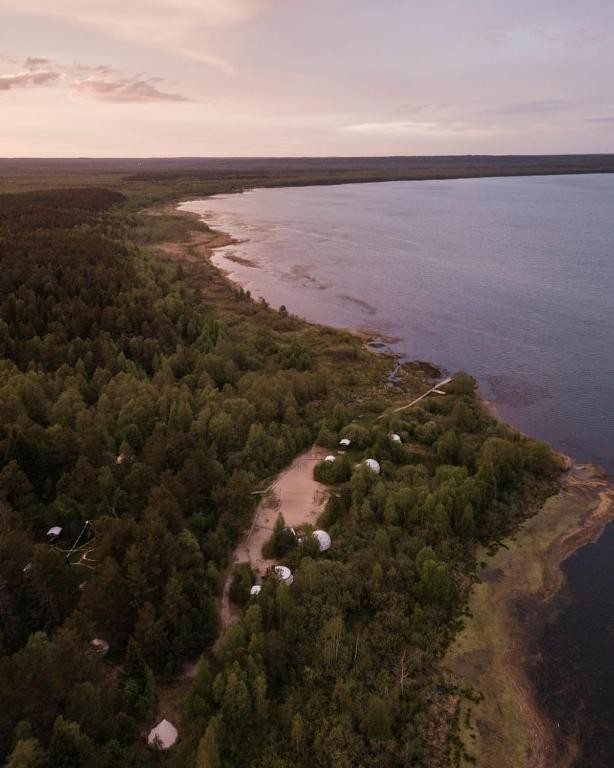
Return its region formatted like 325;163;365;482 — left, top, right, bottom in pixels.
217;445;329;635
234;445;329;575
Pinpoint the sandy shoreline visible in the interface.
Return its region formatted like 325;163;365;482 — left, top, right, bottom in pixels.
166;204;407;352
163;200;614;768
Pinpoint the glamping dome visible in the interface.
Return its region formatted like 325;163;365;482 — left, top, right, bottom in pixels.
312;529;332;552
148;719;178;750
90;638;109;656
339;438;351;448
46;526;62;541
274;565;294;586
390;433;402;443
324;455;336;462
250;585;262;596
364;458;381;474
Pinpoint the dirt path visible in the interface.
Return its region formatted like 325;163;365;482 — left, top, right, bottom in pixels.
217;445;329;636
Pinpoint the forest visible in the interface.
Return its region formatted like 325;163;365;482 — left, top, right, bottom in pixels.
0;182;561;767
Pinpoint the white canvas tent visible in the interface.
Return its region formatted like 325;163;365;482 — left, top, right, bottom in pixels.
273;565;293;586
148;719;178;750
90;638;109;656
364;458;381;474
313;529;332;552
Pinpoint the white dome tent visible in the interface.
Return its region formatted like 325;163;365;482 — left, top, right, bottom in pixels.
148;719;178;750
312;529;332;552
339;438;351;448
324;455;336;462
390;433;402;443
273;565;294;586
90;638;109;656
250;584;262;596
364;458;381;474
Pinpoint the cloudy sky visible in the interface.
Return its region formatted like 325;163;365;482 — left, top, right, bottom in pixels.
1;0;613;156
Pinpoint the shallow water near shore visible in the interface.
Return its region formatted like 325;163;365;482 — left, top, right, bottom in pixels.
181;175;614;766
535;518;614;767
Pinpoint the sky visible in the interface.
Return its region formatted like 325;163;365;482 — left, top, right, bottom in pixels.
1;0;613;157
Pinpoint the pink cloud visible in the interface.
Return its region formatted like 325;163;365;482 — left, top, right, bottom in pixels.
72;76;190;102
24;56;51;69
0;57;190;101
0;69;59;90
74;62;117;75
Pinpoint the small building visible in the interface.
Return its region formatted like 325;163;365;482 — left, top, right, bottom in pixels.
46;526;62;541
324;455;336;462
148;719;178;750
90;638;109;656
250;585;262;596
390;433;402;443
339;438;351;448
364;458;381;474
312;529;332;552
273;565;294;586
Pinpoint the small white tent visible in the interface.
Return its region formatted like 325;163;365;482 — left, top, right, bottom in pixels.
274;565;294;586
390;433;402;443
90;638;109;656
148;719;178;750
364;458;381;474
250;585;262;596
324;455;336;462
46;526;62;540
339;438;351;448
312;529;332;552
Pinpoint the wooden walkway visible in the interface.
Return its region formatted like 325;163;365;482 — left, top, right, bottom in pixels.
378;376;453;419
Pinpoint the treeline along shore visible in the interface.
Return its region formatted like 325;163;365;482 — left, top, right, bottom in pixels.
2;153;614;200
0;162;597;768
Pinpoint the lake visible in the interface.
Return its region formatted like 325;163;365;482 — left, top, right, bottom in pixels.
181;176;614;766
181;175;614;472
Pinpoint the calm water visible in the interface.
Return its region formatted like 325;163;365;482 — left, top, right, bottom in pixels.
182;175;614;471
536;522;614;766
182;176;614;765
